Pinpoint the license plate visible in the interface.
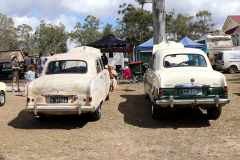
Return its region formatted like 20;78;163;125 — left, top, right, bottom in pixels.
183;89;202;95
50;97;68;103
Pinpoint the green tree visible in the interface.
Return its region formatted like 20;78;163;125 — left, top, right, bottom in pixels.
0;13;17;50
101;23;114;38
16;24;36;53
117;3;153;47
195;10;216;34
70;15;102;46
34;20;68;54
135;0;152;10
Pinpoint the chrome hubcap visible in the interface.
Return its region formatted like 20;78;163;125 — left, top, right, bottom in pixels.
0;94;4;103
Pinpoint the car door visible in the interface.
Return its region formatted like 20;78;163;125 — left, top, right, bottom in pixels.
97;58;108;99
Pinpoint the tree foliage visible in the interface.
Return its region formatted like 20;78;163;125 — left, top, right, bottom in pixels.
135;0;152;9
117;3;153;46
70;15;102;46
34;20;68;54
0;13;17;50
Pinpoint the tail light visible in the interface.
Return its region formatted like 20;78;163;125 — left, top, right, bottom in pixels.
83;98;87;102
223;86;228;95
89;97;92;102
32;99;34;102
159;88;162;96
222;61;224;65
27;98;30;103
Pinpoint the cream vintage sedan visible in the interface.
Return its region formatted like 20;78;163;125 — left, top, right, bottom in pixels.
25;47;110;120
145;42;230;120
0;82;6;106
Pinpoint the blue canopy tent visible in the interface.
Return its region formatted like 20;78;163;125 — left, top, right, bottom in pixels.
178;36;206;48
136;37;153;62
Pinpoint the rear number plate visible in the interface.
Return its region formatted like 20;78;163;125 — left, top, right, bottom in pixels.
50;97;68;103
183;89;202;95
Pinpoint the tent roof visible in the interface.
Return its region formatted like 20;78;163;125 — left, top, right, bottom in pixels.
178;36;206;49
87;34;133;49
137;37;153;51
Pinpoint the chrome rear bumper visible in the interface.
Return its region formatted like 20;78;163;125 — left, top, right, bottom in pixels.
24;103;95;115
156;95;230;108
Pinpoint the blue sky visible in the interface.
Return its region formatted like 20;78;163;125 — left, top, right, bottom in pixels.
0;0;240;49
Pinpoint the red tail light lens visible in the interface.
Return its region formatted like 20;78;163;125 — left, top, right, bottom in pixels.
27;98;30;103
32;99;34;102
83;98;87;102
222;61;224;65
224;86;228;94
223;86;228;94
89;97;92;102
159;88;162;96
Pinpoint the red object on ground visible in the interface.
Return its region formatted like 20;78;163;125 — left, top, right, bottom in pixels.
129;61;144;65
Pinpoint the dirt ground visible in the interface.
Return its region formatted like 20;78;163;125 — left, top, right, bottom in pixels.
0;73;239;160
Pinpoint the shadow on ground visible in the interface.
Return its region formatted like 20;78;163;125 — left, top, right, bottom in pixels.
233;93;240;96
118;94;210;129
8;110;90;130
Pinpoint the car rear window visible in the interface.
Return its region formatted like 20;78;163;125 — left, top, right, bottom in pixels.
217;52;223;60
45;60;87;74
164;54;207;67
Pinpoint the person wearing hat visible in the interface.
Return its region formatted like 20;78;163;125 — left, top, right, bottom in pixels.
10;55;21;92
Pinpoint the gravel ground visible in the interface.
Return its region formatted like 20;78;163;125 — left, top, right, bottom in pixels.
0;73;239;160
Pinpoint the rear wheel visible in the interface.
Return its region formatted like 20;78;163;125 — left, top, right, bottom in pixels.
229;66;237;74
91;103;101;121
152;103;163;120
0;91;5;106
207;106;222;120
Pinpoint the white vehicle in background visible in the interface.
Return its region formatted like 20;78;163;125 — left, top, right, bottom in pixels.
25;47;110;121
0;82;6;106
196;29;233;69
216;50;240;73
103;52;124;71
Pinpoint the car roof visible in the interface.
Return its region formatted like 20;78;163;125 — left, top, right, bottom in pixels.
155;48;206;57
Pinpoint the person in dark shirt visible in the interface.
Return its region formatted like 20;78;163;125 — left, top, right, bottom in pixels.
102;53;108;69
23;52;31;78
10;55;21;92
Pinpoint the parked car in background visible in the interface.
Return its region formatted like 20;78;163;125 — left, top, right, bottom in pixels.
216;50;240;73
0;82;6;106
0;50;24;79
25;47;110;120
144;42;230;120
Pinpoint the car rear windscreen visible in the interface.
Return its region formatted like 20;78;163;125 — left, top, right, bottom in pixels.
45;60;87;74
217;52;223;60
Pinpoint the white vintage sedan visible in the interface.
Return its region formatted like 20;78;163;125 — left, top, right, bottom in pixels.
25;47;110;120
144;42;230;120
0;82;6;106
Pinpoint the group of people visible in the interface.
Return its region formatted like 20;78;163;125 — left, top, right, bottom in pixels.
11;52;53;96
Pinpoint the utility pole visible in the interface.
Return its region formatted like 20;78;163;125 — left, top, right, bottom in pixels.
152;0;166;45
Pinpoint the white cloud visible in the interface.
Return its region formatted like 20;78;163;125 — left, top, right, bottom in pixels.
1;0;240;50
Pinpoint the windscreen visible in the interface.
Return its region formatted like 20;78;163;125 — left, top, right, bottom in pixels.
164;54;207;67
45;60;87;74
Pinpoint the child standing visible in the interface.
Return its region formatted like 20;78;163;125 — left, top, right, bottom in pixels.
24;65;35;96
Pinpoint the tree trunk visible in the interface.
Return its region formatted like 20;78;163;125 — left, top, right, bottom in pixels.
152;0;166;45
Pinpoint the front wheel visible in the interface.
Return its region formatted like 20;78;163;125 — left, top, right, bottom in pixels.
229;66;237;74
0;91;5;106
91;103;101;121
152;103;163;120
207;106;222;120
